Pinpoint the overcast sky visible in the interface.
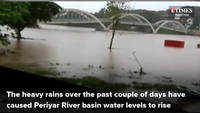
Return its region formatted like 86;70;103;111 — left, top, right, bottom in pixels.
55;1;200;12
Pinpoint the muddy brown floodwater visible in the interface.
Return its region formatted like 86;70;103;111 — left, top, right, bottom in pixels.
0;24;200;92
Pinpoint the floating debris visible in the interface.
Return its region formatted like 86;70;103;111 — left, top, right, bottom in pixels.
66;62;71;66
192;81;200;86
49;62;54;66
133;71;138;74
139;68;146;75
128;70;134;76
162;76;172;80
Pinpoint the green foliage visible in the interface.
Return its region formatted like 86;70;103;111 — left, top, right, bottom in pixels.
157;28;185;35
94;8;107;18
133;10;165;23
0;2;30;32
0;34;11;46
0;39;3;45
60;76;130;91
105;1;129;20
105;1;130;50
96;8;165;24
28;2;62;28
0;2;61;38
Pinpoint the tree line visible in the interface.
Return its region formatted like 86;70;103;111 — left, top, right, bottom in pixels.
0;2;61;40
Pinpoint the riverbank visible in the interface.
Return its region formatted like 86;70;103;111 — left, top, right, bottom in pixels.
0;61;189;93
0;62;130;91
1;66;188;112
1;66;200;112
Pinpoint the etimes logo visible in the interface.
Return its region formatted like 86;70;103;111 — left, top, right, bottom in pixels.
170;8;193;14
169;6;194;19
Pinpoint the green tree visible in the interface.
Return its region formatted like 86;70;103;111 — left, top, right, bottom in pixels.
28;2;62;27
105;1;129;50
0;2;61;40
94;8;107;18
0;2;30;39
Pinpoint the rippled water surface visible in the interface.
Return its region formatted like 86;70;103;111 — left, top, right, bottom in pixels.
1;24;200;91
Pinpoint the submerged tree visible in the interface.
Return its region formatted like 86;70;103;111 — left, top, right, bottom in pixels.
105;1;130;50
0;2;30;39
0;2;61;40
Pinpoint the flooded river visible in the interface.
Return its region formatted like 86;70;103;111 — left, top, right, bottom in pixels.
0;24;200;92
